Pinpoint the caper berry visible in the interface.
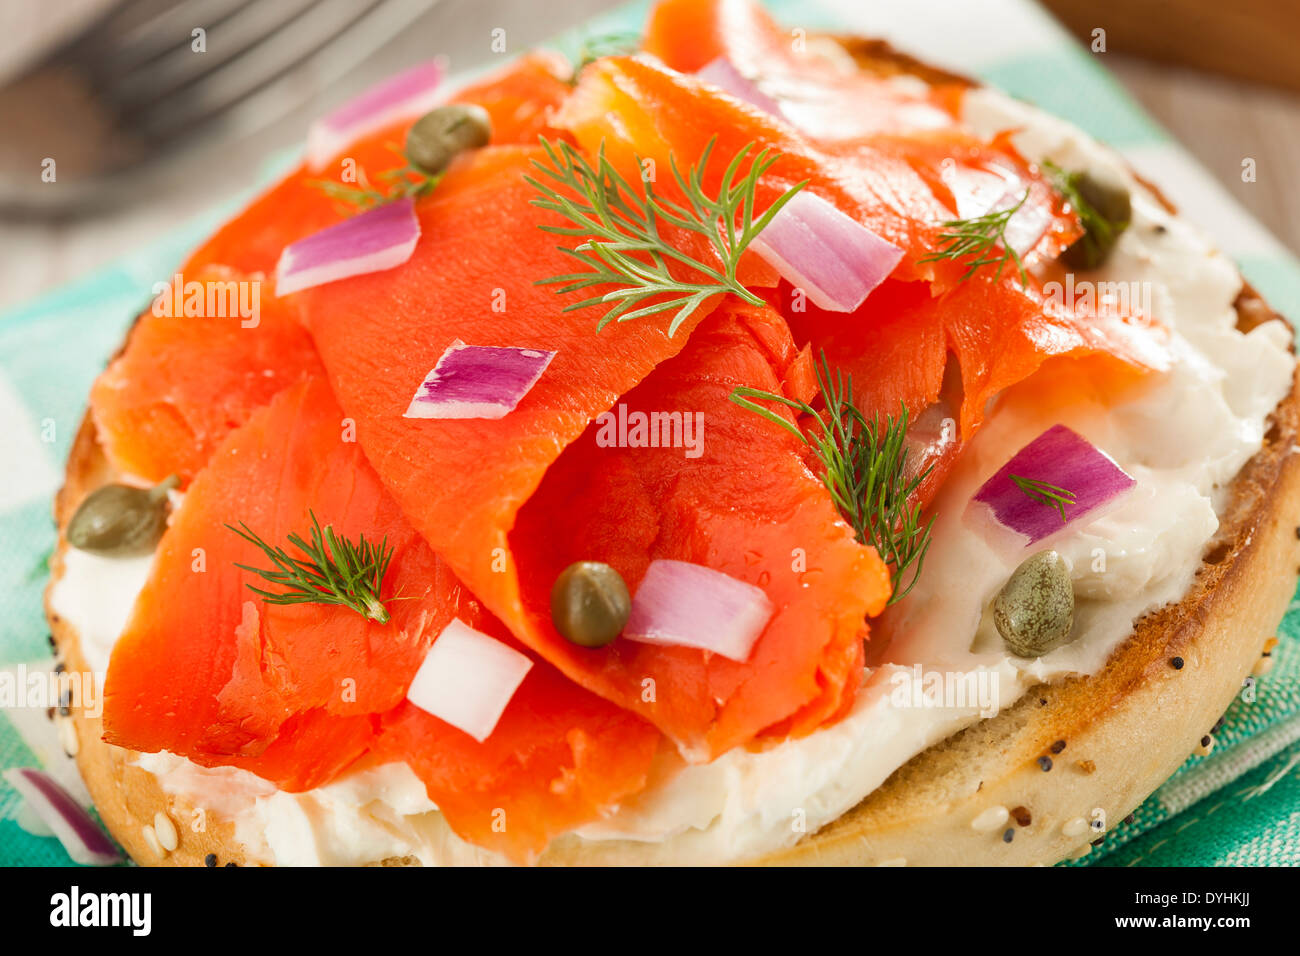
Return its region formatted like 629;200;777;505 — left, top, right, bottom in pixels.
1061;170;1131;270
550;561;631;648
993;550;1074;658
405;104;492;176
66;475;179;556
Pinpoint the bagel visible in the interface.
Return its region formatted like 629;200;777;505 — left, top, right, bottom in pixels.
45;24;1300;867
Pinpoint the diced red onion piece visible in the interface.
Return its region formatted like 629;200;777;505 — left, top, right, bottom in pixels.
968;424;1136;546
406;619;533;742
276;198;420;296
3;768;121;866
750;190;904;312
943;164;1019;220
993;187;1055;258
404;340;556;420
305;60;445;171
624;559;775;662
696;57;783;116
942;164;1051;258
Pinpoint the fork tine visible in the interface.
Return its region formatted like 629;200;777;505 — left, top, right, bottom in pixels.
101;0;265;75
106;0;325;114
129;0;426;147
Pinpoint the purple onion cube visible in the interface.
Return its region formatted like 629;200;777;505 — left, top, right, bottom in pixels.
404;340;556;420
969;424;1136;546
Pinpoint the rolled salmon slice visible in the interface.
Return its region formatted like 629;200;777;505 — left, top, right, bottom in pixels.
643;0;963;138
89;266;324;485
294;146;888;760
184;52;576;278
101;377;460;784
554;53;1081;289
510;310;891;757
100;375;661;861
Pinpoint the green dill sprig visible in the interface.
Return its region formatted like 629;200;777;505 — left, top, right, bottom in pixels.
227;512;397;624
918;188;1030;286
308;156;442;212
526;135;806;335
574;30;641;74
1009;474;1077;522
730;353;935;605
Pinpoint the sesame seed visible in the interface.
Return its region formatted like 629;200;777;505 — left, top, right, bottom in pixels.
205;853;218;867
1038;698;1047;706
1123;813;1136;825
1050;739;1066;754
971;805;1010;832
1037;756;1053;772
1195;734;1216;757
141;824;165;858
1069;844;1092;860
1063;817;1089;837
1170;656;1185;670
1002;828;1014;843
1253;656;1275;677
153;812;178;852
1011;806;1032;827
224;861;237;868
1091;836;1106;847
1076;759;1097;774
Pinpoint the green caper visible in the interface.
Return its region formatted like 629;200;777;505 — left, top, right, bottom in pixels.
66;474;180;556
550;561;631;648
993;550;1074;658
405;103;492;176
1061;169;1132;270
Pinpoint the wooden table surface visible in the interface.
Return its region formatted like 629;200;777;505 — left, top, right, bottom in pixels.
2;16;1298;314
1107;55;1300;259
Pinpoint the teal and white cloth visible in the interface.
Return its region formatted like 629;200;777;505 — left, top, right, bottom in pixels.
2;0;1297;866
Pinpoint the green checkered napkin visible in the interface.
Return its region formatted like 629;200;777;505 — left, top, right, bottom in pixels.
1;0;1297;866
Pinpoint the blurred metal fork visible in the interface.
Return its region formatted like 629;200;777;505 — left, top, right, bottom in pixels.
0;0;439;214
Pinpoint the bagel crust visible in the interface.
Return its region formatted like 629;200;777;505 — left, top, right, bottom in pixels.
44;40;1300;867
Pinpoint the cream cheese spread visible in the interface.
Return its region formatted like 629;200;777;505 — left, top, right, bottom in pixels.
50;85;1296;866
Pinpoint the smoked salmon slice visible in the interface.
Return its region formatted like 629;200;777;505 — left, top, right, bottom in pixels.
553;55;1078;289
777;276;1168;513
291;146;887;759
644;0;962;139
450;50;573;144
784;277;1168;443
101;376;661;858
185;53;575;278
102;377;462;786
90;266;323;484
375;612;660;863
510;310;890;755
